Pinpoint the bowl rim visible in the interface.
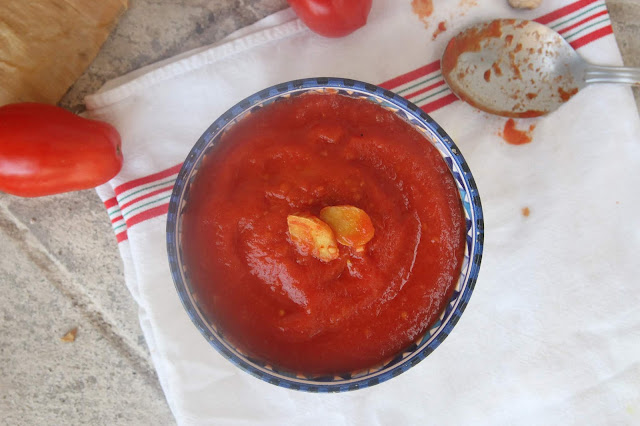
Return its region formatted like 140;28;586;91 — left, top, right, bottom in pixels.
166;77;484;392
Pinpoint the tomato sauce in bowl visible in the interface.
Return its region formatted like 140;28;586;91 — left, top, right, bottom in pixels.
168;78;484;391
180;92;466;375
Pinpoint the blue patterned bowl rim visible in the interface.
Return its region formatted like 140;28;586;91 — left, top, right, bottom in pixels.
166;77;484;392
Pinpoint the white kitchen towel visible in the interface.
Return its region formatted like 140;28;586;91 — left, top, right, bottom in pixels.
87;0;640;424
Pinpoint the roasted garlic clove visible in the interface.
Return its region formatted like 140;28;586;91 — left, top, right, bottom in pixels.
508;0;542;9
319;205;374;250
287;213;339;262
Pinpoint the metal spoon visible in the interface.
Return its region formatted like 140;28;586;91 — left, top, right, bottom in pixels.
441;18;640;118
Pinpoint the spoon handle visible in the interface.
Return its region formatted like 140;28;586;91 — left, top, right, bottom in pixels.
584;64;640;85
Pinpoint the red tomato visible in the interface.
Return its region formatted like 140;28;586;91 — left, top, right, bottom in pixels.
288;0;373;38
0;103;123;197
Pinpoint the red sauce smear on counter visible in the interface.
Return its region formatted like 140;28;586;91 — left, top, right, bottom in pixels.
181;93;466;375
412;0;433;25
432;21;447;40
501;118;535;145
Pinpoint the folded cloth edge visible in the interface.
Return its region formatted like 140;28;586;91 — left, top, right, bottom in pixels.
85;9;304;111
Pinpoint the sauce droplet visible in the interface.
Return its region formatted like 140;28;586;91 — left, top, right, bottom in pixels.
558;87;578;102
492;62;503;77
432;21;447;40
501;119;535;145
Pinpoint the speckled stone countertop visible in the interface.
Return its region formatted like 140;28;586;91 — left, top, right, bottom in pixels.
0;1;638;424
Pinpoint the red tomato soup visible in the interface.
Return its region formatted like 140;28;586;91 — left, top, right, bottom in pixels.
182;93;466;375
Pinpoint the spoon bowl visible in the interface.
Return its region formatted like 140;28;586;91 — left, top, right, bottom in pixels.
441;19;640;117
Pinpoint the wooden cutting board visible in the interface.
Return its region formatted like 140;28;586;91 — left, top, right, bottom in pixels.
0;0;128;106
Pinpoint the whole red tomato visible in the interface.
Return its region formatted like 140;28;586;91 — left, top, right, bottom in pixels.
0;103;123;197
287;0;373;38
